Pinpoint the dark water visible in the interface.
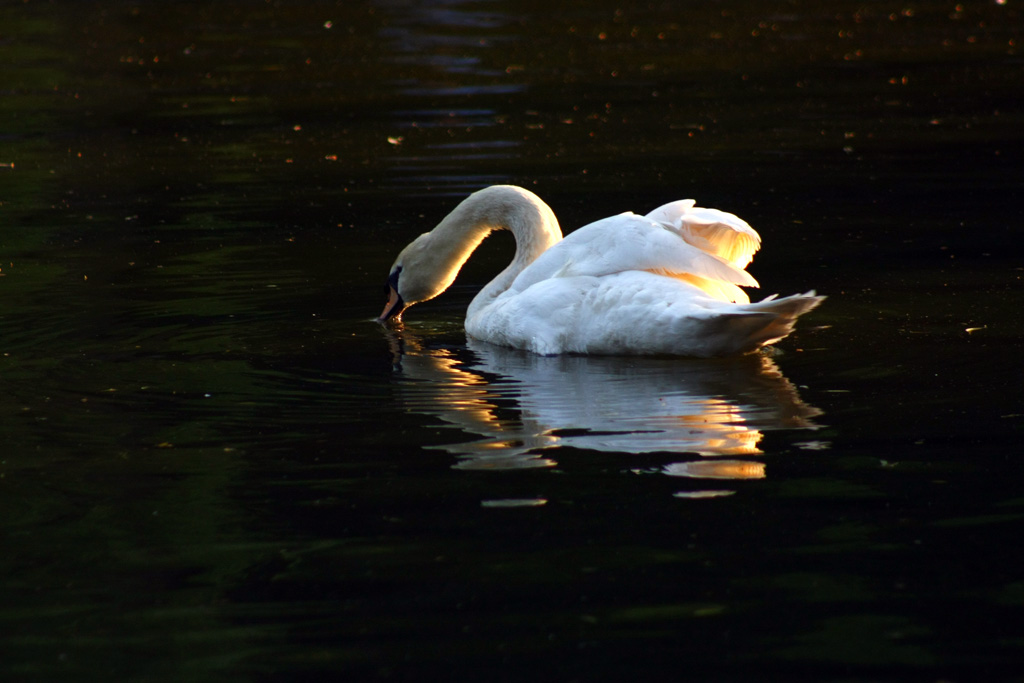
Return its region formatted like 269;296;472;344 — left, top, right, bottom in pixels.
3;1;1023;680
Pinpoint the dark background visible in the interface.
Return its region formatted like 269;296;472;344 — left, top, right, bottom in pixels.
2;1;1023;680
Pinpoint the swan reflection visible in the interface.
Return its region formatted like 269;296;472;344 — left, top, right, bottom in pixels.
388;330;821;477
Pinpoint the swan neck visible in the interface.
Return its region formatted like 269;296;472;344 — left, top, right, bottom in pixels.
460;187;561;318
394;187;561;317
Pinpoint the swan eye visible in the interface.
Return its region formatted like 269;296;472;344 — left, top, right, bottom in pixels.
385;267;402;297
377;266;407;323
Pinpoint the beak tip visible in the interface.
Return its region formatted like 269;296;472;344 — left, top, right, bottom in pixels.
379;286;406;324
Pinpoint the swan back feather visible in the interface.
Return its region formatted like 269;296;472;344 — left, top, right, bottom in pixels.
511;213;757;293
646;200;762;269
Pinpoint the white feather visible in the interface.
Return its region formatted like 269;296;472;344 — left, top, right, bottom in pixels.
646;200;761;269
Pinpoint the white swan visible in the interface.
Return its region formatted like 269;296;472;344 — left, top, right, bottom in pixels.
377;185;823;357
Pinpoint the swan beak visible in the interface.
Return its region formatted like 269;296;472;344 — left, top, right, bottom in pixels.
377;286;406;323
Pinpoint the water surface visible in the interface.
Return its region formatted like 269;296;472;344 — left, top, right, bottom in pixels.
2;1;1023;680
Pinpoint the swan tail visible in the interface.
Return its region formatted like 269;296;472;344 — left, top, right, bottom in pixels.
698;291;825;355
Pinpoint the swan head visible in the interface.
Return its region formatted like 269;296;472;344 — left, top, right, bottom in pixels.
377;231;461;323
376;185;561;324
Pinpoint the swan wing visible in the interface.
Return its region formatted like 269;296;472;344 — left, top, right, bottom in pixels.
645;201;761;269
511;212;757;293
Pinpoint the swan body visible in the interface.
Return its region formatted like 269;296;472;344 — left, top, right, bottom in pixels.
378;185;823;357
